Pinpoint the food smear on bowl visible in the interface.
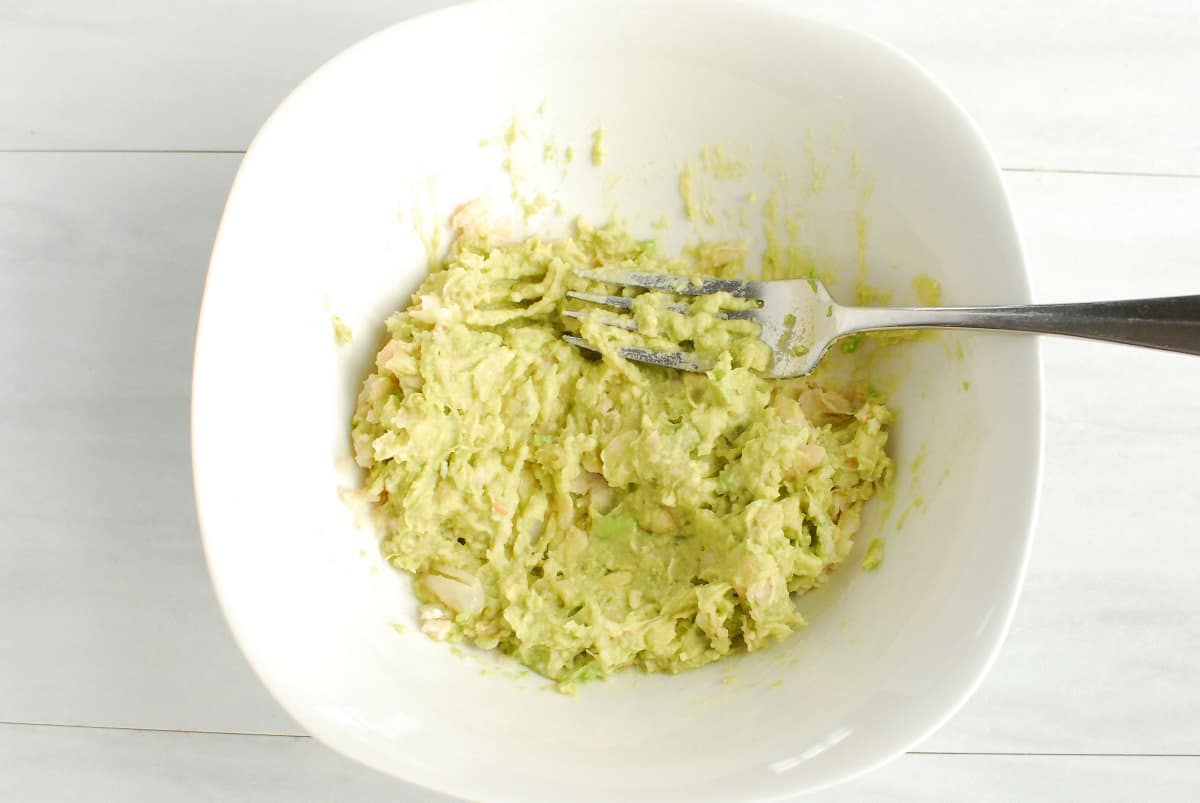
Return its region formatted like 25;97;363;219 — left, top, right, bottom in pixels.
331;314;353;345
350;211;895;693
861;537;885;571
590;128;605;166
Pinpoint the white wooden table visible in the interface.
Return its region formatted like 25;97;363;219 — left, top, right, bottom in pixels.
2;2;1198;800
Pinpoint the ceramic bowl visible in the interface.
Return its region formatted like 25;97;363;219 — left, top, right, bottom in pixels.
192;1;1042;799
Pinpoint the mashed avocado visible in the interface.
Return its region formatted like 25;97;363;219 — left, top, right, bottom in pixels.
351;217;893;689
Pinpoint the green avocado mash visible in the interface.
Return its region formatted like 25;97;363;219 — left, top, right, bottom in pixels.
351;216;893;690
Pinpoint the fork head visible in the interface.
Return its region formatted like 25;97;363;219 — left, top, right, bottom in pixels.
564;268;842;379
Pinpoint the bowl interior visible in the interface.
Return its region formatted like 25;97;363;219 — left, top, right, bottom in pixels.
193;2;1041;801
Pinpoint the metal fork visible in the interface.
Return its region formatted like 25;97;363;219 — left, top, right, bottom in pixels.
563;269;1200;378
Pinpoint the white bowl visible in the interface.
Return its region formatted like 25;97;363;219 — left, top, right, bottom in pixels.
192;1;1042;800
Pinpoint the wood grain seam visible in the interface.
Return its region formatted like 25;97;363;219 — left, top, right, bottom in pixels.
1;150;1198;181
3;721;1199;758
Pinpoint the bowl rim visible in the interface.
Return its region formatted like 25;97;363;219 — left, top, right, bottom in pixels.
191;0;1045;799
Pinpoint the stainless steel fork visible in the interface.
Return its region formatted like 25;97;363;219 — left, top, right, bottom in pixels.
563;268;1200;378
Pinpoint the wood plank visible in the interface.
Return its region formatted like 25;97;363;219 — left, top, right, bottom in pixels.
0;152;298;735
0;0;1197;174
1;723;1196;802
0;724;452;802
0;152;1198;756
827;752;1200;802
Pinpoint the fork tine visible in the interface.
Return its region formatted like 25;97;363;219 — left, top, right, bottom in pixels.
576;268;753;298
562;335;708;373
563;309;638;331
562;334;599;354
615;345;709;372
570;289;695;315
718;309;760;322
565;290;632;310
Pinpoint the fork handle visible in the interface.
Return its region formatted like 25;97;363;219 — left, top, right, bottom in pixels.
841;295;1200;355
